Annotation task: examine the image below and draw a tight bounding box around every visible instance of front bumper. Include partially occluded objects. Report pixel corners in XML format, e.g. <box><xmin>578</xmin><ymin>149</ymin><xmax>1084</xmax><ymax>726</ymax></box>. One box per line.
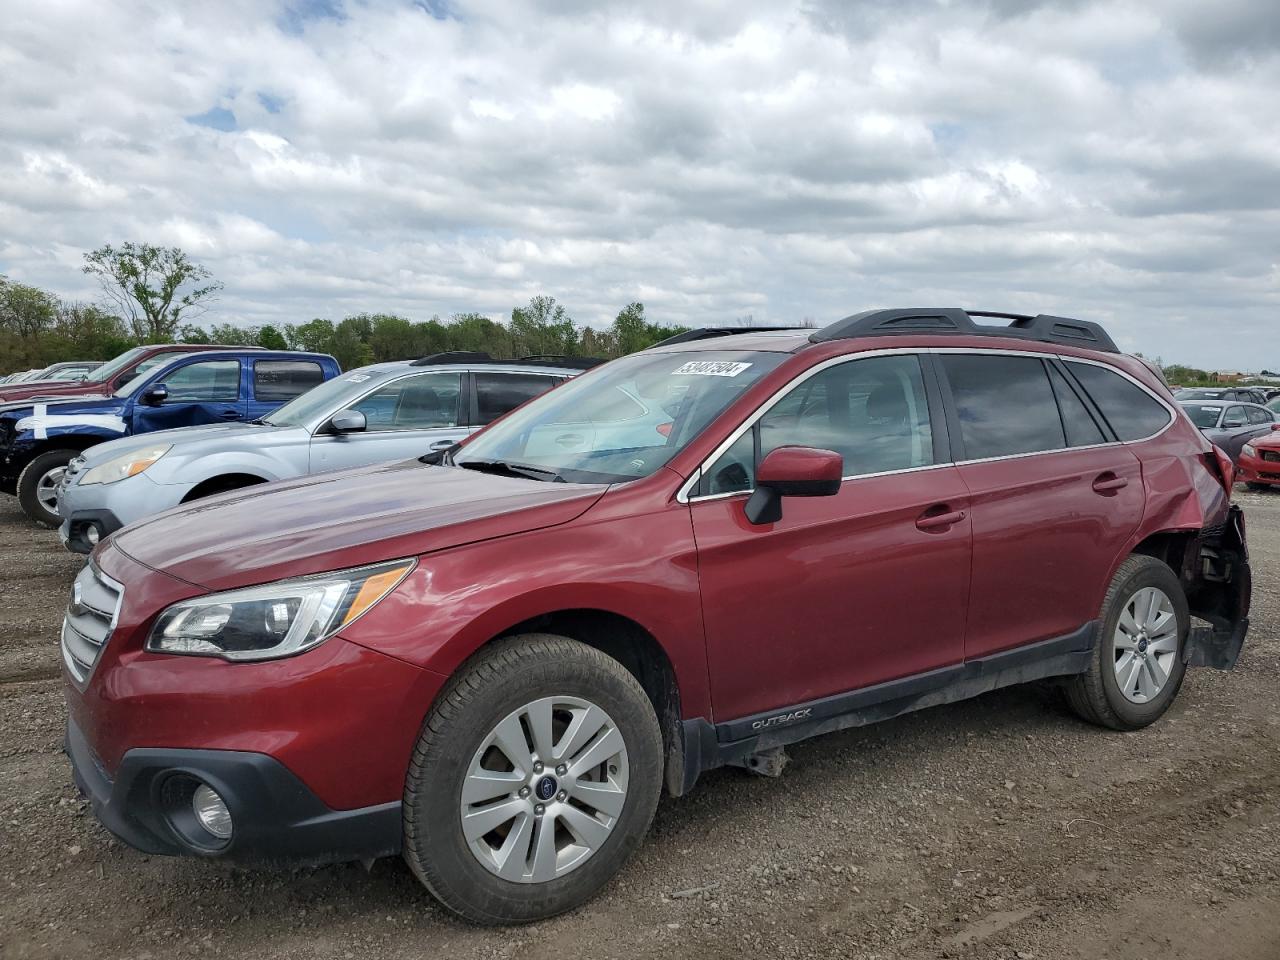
<box><xmin>57</xmin><ymin>469</ymin><xmax>177</xmax><ymax>553</ymax></box>
<box><xmin>66</xmin><ymin>716</ymin><xmax>402</xmax><ymax>864</ymax></box>
<box><xmin>1236</xmin><ymin>449</ymin><xmax>1280</xmax><ymax>486</ymax></box>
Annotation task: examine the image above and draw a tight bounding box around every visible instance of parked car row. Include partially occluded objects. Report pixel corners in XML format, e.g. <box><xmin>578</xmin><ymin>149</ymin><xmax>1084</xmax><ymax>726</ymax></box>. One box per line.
<box><xmin>46</xmin><ymin>308</ymin><xmax>1253</xmax><ymax>925</ymax></box>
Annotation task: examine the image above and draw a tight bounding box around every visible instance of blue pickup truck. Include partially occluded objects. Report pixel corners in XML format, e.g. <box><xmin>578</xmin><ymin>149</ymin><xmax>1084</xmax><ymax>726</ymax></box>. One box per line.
<box><xmin>0</xmin><ymin>349</ymin><xmax>340</xmax><ymax>525</ymax></box>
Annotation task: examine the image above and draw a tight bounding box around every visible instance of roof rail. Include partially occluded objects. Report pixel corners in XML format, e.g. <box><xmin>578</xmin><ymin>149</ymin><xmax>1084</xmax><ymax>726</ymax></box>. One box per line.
<box><xmin>651</xmin><ymin>326</ymin><xmax>807</xmax><ymax>348</ymax></box>
<box><xmin>517</xmin><ymin>355</ymin><xmax>606</xmax><ymax>370</ymax></box>
<box><xmin>409</xmin><ymin>351</ymin><xmax>605</xmax><ymax>369</ymax></box>
<box><xmin>410</xmin><ymin>351</ymin><xmax>494</xmax><ymax>366</ymax></box>
<box><xmin>809</xmin><ymin>308</ymin><xmax>1119</xmax><ymax>353</ymax></box>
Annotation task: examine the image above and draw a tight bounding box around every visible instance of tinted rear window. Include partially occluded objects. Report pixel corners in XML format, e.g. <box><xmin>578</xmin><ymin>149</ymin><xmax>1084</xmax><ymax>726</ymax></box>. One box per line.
<box><xmin>1066</xmin><ymin>362</ymin><xmax>1172</xmax><ymax>441</ymax></box>
<box><xmin>254</xmin><ymin>360</ymin><xmax>326</xmax><ymax>402</ymax></box>
<box><xmin>474</xmin><ymin>372</ymin><xmax>561</xmax><ymax>426</ymax></box>
<box><xmin>941</xmin><ymin>355</ymin><xmax>1065</xmax><ymax>459</ymax></box>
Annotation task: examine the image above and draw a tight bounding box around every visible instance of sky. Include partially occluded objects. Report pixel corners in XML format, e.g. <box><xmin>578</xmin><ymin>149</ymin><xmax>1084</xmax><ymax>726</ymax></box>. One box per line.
<box><xmin>1</xmin><ymin>0</ymin><xmax>1278</xmax><ymax>369</ymax></box>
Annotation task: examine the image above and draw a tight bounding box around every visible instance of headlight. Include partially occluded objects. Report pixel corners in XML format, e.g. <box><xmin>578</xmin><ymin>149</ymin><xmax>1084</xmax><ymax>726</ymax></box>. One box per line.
<box><xmin>146</xmin><ymin>560</ymin><xmax>415</xmax><ymax>661</ymax></box>
<box><xmin>1242</xmin><ymin>443</ymin><xmax>1256</xmax><ymax>459</ymax></box>
<box><xmin>80</xmin><ymin>444</ymin><xmax>172</xmax><ymax>485</ymax></box>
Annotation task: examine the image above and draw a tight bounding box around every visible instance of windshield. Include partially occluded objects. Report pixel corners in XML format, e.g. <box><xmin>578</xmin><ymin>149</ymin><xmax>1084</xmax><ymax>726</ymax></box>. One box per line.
<box><xmin>1181</xmin><ymin>404</ymin><xmax>1222</xmax><ymax>428</ymax></box>
<box><xmin>455</xmin><ymin>350</ymin><xmax>787</xmax><ymax>483</ymax></box>
<box><xmin>263</xmin><ymin>369</ymin><xmax>376</xmax><ymax>427</ymax></box>
<box><xmin>113</xmin><ymin>353</ymin><xmax>193</xmax><ymax>397</ymax></box>
<box><xmin>88</xmin><ymin>347</ymin><xmax>149</xmax><ymax>384</ymax></box>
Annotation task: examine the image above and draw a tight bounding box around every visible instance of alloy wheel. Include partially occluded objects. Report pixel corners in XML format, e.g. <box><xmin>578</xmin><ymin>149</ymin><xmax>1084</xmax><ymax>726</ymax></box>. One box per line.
<box><xmin>460</xmin><ymin>696</ymin><xmax>629</xmax><ymax>883</ymax></box>
<box><xmin>1113</xmin><ymin>586</ymin><xmax>1178</xmax><ymax>703</ymax></box>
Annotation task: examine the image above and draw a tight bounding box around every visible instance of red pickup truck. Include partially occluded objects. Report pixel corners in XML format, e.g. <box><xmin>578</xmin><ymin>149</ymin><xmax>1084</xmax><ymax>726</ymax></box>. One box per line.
<box><xmin>0</xmin><ymin>344</ymin><xmax>261</xmax><ymax>404</ymax></box>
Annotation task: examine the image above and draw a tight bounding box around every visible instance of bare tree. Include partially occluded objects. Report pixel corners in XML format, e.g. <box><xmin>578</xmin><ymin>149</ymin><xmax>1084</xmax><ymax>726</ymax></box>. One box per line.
<box><xmin>82</xmin><ymin>243</ymin><xmax>223</xmax><ymax>341</ymax></box>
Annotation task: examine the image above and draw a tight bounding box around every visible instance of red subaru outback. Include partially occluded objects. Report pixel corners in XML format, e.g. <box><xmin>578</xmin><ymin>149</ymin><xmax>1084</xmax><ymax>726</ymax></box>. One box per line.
<box><xmin>62</xmin><ymin>309</ymin><xmax>1250</xmax><ymax>924</ymax></box>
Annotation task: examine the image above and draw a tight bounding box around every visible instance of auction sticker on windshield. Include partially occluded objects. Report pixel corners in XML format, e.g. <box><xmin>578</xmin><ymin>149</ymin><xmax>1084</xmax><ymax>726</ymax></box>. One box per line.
<box><xmin>672</xmin><ymin>360</ymin><xmax>752</xmax><ymax>377</ymax></box>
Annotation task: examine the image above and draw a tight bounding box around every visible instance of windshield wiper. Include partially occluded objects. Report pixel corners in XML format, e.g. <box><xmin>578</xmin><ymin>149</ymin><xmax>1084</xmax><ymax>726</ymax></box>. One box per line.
<box><xmin>455</xmin><ymin>459</ymin><xmax>563</xmax><ymax>482</ymax></box>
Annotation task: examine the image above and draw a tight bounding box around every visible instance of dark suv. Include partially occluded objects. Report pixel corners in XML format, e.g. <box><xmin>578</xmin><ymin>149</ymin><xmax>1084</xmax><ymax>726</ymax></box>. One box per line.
<box><xmin>62</xmin><ymin>308</ymin><xmax>1250</xmax><ymax>924</ymax></box>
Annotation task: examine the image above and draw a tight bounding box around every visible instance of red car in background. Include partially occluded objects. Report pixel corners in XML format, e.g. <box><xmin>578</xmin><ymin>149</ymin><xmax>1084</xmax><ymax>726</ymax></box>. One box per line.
<box><xmin>61</xmin><ymin>308</ymin><xmax>1251</xmax><ymax>924</ymax></box>
<box><xmin>0</xmin><ymin>343</ymin><xmax>262</xmax><ymax>404</ymax></box>
<box><xmin>1236</xmin><ymin>427</ymin><xmax>1280</xmax><ymax>490</ymax></box>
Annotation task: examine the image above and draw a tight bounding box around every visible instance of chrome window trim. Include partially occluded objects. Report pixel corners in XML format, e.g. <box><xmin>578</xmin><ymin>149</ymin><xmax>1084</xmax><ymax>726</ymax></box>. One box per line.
<box><xmin>677</xmin><ymin>346</ymin><xmax>1177</xmax><ymax>504</ymax></box>
<box><xmin>305</xmin><ymin>369</ymin><xmax>467</xmax><ymax>436</ymax></box>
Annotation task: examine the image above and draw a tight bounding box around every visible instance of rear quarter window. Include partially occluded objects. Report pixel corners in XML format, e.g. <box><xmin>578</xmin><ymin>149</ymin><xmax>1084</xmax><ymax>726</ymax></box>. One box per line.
<box><xmin>1065</xmin><ymin>361</ymin><xmax>1173</xmax><ymax>442</ymax></box>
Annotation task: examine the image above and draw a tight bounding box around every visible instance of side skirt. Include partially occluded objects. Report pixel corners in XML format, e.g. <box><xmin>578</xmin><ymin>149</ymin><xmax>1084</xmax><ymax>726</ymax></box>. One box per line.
<box><xmin>677</xmin><ymin>621</ymin><xmax>1097</xmax><ymax>795</ymax></box>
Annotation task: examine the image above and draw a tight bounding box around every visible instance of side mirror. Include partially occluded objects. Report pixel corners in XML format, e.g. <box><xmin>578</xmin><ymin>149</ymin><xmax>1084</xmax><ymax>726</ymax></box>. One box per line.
<box><xmin>329</xmin><ymin>409</ymin><xmax>367</xmax><ymax>434</ymax></box>
<box><xmin>1270</xmin><ymin>423</ymin><xmax>1280</xmax><ymax>432</ymax></box>
<box><xmin>745</xmin><ymin>446</ymin><xmax>843</xmax><ymax>525</ymax></box>
<box><xmin>1223</xmin><ymin>418</ymin><xmax>1245</xmax><ymax>429</ymax></box>
<box><xmin>141</xmin><ymin>384</ymin><xmax>168</xmax><ymax>406</ymax></box>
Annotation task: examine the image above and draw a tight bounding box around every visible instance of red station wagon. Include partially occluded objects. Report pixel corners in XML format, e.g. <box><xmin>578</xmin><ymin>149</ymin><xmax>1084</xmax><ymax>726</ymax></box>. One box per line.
<box><xmin>62</xmin><ymin>309</ymin><xmax>1251</xmax><ymax>924</ymax></box>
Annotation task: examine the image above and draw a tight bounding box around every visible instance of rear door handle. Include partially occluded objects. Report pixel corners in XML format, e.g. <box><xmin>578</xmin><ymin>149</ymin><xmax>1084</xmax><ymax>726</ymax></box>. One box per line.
<box><xmin>219</xmin><ymin>410</ymin><xmax>241</xmax><ymax>420</ymax></box>
<box><xmin>428</xmin><ymin>439</ymin><xmax>456</xmax><ymax>450</ymax></box>
<box><xmin>916</xmin><ymin>507</ymin><xmax>966</xmax><ymax>531</ymax></box>
<box><xmin>1092</xmin><ymin>473</ymin><xmax>1129</xmax><ymax>493</ymax></box>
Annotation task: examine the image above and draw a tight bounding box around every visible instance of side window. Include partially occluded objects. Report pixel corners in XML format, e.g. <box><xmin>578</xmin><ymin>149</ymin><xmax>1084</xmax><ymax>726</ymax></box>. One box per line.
<box><xmin>474</xmin><ymin>373</ymin><xmax>560</xmax><ymax>426</ymax></box>
<box><xmin>1065</xmin><ymin>361</ymin><xmax>1174</xmax><ymax>442</ymax></box>
<box><xmin>254</xmin><ymin>361</ymin><xmax>325</xmax><ymax>402</ymax></box>
<box><xmin>159</xmin><ymin>360</ymin><xmax>241</xmax><ymax>402</ymax></box>
<box><xmin>347</xmin><ymin>373</ymin><xmax>461</xmax><ymax>432</ymax></box>
<box><xmin>1222</xmin><ymin>405</ymin><xmax>1247</xmax><ymax>428</ymax></box>
<box><xmin>941</xmin><ymin>355</ymin><xmax>1064</xmax><ymax>459</ymax></box>
<box><xmin>699</xmin><ymin>354</ymin><xmax>934</xmax><ymax>494</ymax></box>
<box><xmin>1247</xmin><ymin>405</ymin><xmax>1272</xmax><ymax>425</ymax></box>
<box><xmin>1047</xmin><ymin>363</ymin><xmax>1107</xmax><ymax>447</ymax></box>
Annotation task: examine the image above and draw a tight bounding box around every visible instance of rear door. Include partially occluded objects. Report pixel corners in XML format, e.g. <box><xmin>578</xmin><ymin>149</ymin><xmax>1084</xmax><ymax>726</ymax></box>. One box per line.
<box><xmin>937</xmin><ymin>352</ymin><xmax>1145</xmax><ymax>661</ymax></box>
<box><xmin>308</xmin><ymin>371</ymin><xmax>466</xmax><ymax>473</ymax></box>
<box><xmin>248</xmin><ymin>359</ymin><xmax>327</xmax><ymax>420</ymax></box>
<box><xmin>129</xmin><ymin>358</ymin><xmax>247</xmax><ymax>433</ymax></box>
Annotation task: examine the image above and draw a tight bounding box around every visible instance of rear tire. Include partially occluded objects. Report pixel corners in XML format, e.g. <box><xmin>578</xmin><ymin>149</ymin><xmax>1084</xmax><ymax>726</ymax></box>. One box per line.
<box><xmin>402</xmin><ymin>634</ymin><xmax>663</xmax><ymax>924</ymax></box>
<box><xmin>17</xmin><ymin>449</ymin><xmax>77</xmax><ymax>528</ymax></box>
<box><xmin>1245</xmin><ymin>482</ymin><xmax>1272</xmax><ymax>492</ymax></box>
<box><xmin>1066</xmin><ymin>555</ymin><xmax>1188</xmax><ymax>730</ymax></box>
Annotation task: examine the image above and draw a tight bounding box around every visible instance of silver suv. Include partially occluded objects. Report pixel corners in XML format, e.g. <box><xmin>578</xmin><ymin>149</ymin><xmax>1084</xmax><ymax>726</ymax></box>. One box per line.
<box><xmin>56</xmin><ymin>353</ymin><xmax>595</xmax><ymax>553</ymax></box>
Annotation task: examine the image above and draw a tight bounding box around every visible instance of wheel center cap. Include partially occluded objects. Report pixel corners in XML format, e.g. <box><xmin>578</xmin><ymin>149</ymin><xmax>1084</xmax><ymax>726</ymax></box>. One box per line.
<box><xmin>1138</xmin><ymin>638</ymin><xmax>1149</xmax><ymax>653</ymax></box>
<box><xmin>535</xmin><ymin>775</ymin><xmax>558</xmax><ymax>802</ymax></box>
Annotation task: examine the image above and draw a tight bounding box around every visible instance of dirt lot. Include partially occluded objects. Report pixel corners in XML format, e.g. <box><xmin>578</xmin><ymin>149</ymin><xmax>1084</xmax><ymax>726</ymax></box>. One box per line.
<box><xmin>2</xmin><ymin>492</ymin><xmax>1278</xmax><ymax>960</ymax></box>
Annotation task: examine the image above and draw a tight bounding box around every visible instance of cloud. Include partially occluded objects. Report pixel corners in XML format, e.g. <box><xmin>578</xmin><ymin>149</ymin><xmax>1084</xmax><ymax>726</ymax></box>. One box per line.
<box><xmin>0</xmin><ymin>0</ymin><xmax>1277</xmax><ymax>368</ymax></box>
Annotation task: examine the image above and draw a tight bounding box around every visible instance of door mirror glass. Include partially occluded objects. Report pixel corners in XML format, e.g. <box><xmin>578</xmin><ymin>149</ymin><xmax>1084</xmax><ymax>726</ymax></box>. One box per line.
<box><xmin>329</xmin><ymin>409</ymin><xmax>368</xmax><ymax>433</ymax></box>
<box><xmin>141</xmin><ymin>384</ymin><xmax>169</xmax><ymax>406</ymax></box>
<box><xmin>745</xmin><ymin>446</ymin><xmax>843</xmax><ymax>524</ymax></box>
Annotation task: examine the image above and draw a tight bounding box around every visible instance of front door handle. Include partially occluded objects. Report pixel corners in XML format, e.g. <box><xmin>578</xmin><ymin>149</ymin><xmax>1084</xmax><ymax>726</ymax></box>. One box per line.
<box><xmin>1092</xmin><ymin>473</ymin><xmax>1129</xmax><ymax>493</ymax></box>
<box><xmin>916</xmin><ymin>507</ymin><xmax>966</xmax><ymax>531</ymax></box>
<box><xmin>219</xmin><ymin>410</ymin><xmax>241</xmax><ymax>420</ymax></box>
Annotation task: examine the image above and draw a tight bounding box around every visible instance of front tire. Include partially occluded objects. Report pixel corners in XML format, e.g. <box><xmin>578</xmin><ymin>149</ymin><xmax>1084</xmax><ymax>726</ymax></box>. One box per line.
<box><xmin>1066</xmin><ymin>555</ymin><xmax>1188</xmax><ymax>730</ymax></box>
<box><xmin>17</xmin><ymin>449</ymin><xmax>77</xmax><ymax>527</ymax></box>
<box><xmin>403</xmin><ymin>634</ymin><xmax>663</xmax><ymax>924</ymax></box>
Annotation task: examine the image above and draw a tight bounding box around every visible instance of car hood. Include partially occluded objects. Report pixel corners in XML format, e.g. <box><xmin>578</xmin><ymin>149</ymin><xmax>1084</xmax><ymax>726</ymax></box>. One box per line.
<box><xmin>75</xmin><ymin>420</ymin><xmax>290</xmax><ymax>467</ymax></box>
<box><xmin>0</xmin><ymin>394</ymin><xmax>124</xmax><ymax>430</ymax></box>
<box><xmin>0</xmin><ymin>380</ymin><xmax>106</xmax><ymax>403</ymax></box>
<box><xmin>111</xmin><ymin>459</ymin><xmax>609</xmax><ymax>591</ymax></box>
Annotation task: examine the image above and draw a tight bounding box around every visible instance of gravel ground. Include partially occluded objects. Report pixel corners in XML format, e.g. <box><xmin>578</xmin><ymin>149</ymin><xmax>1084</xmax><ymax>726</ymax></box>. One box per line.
<box><xmin>2</xmin><ymin>491</ymin><xmax>1278</xmax><ymax>960</ymax></box>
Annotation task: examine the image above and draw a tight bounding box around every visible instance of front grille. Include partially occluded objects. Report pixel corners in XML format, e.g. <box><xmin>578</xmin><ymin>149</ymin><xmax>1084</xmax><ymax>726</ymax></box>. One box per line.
<box><xmin>1262</xmin><ymin>450</ymin><xmax>1280</xmax><ymax>464</ymax></box>
<box><xmin>61</xmin><ymin>564</ymin><xmax>123</xmax><ymax>684</ymax></box>
<box><xmin>57</xmin><ymin>456</ymin><xmax>86</xmax><ymax>500</ymax></box>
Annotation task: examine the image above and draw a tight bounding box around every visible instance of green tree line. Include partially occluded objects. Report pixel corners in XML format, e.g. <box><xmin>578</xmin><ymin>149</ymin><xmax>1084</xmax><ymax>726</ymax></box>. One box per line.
<box><xmin>1</xmin><ymin>273</ymin><xmax>687</xmax><ymax>375</ymax></box>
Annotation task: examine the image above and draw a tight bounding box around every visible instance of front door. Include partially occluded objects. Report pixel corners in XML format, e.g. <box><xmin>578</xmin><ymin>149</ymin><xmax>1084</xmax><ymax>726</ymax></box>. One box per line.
<box><xmin>691</xmin><ymin>352</ymin><xmax>972</xmax><ymax>722</ymax></box>
<box><xmin>309</xmin><ymin>371</ymin><xmax>468</xmax><ymax>473</ymax></box>
<box><xmin>129</xmin><ymin>358</ymin><xmax>246</xmax><ymax>433</ymax></box>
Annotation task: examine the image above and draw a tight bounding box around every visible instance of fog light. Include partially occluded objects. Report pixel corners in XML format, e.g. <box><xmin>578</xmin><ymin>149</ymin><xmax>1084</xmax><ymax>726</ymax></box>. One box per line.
<box><xmin>191</xmin><ymin>784</ymin><xmax>232</xmax><ymax>840</ymax></box>
<box><xmin>84</xmin><ymin>525</ymin><xmax>100</xmax><ymax>547</ymax></box>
